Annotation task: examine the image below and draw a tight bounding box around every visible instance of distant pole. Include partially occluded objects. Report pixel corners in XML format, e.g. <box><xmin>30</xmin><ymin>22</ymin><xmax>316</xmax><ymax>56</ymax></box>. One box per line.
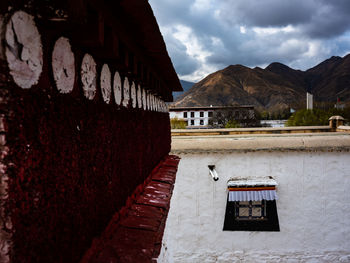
<box><xmin>306</xmin><ymin>92</ymin><xmax>313</xmax><ymax>110</ymax></box>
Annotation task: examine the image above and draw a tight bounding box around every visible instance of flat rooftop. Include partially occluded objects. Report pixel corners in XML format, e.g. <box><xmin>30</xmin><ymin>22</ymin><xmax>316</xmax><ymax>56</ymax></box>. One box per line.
<box><xmin>171</xmin><ymin>128</ymin><xmax>350</xmax><ymax>154</ymax></box>
<box><xmin>169</xmin><ymin>105</ymin><xmax>254</xmax><ymax>111</ymax></box>
<box><xmin>171</xmin><ymin>126</ymin><xmax>333</xmax><ymax>136</ymax></box>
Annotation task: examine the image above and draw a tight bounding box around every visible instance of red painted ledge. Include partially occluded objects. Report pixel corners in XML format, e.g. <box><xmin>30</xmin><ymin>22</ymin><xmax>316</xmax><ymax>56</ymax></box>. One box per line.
<box><xmin>80</xmin><ymin>155</ymin><xmax>180</xmax><ymax>263</ymax></box>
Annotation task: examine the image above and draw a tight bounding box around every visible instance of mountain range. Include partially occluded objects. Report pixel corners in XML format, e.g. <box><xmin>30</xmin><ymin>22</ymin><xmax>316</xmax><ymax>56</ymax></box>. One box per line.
<box><xmin>174</xmin><ymin>54</ymin><xmax>350</xmax><ymax>113</ymax></box>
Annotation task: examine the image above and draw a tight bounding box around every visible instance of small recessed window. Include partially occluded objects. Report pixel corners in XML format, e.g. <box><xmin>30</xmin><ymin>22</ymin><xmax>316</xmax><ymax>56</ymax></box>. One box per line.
<box><xmin>200</xmin><ymin>120</ymin><xmax>204</xmax><ymax>125</ymax></box>
<box><xmin>183</xmin><ymin>112</ymin><xmax>187</xmax><ymax>118</ymax></box>
<box><xmin>235</xmin><ymin>200</ymin><xmax>266</xmax><ymax>220</ymax></box>
<box><xmin>191</xmin><ymin>120</ymin><xmax>194</xmax><ymax>126</ymax></box>
<box><xmin>190</xmin><ymin>112</ymin><xmax>195</xmax><ymax>118</ymax></box>
<box><xmin>200</xmin><ymin>111</ymin><xmax>204</xmax><ymax>117</ymax></box>
<box><xmin>208</xmin><ymin>112</ymin><xmax>213</xmax><ymax>117</ymax></box>
<box><xmin>223</xmin><ymin>178</ymin><xmax>280</xmax><ymax>232</ymax></box>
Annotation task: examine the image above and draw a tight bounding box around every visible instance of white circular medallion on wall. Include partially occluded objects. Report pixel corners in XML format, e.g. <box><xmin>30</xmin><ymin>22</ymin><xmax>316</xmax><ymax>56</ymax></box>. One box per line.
<box><xmin>152</xmin><ymin>95</ymin><xmax>156</xmax><ymax>111</ymax></box>
<box><xmin>146</xmin><ymin>91</ymin><xmax>150</xmax><ymax>111</ymax></box>
<box><xmin>52</xmin><ymin>37</ymin><xmax>75</xmax><ymax>93</ymax></box>
<box><xmin>156</xmin><ymin>97</ymin><xmax>159</xmax><ymax>112</ymax></box>
<box><xmin>113</xmin><ymin>71</ymin><xmax>122</xmax><ymax>105</ymax></box>
<box><xmin>122</xmin><ymin>77</ymin><xmax>130</xmax><ymax>107</ymax></box>
<box><xmin>142</xmin><ymin>88</ymin><xmax>147</xmax><ymax>110</ymax></box>
<box><xmin>5</xmin><ymin>11</ymin><xmax>43</xmax><ymax>89</ymax></box>
<box><xmin>149</xmin><ymin>94</ymin><xmax>154</xmax><ymax>111</ymax></box>
<box><xmin>155</xmin><ymin>96</ymin><xmax>158</xmax><ymax>111</ymax></box>
<box><xmin>149</xmin><ymin>93</ymin><xmax>152</xmax><ymax>111</ymax></box>
<box><xmin>137</xmin><ymin>84</ymin><xmax>142</xmax><ymax>109</ymax></box>
<box><xmin>81</xmin><ymin>53</ymin><xmax>97</xmax><ymax>100</ymax></box>
<box><xmin>130</xmin><ymin>81</ymin><xmax>137</xmax><ymax>108</ymax></box>
<box><xmin>100</xmin><ymin>64</ymin><xmax>111</xmax><ymax>104</ymax></box>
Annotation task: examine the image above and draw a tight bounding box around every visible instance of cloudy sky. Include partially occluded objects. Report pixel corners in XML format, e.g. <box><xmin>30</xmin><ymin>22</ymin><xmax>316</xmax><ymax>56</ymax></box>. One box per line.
<box><xmin>149</xmin><ymin>0</ymin><xmax>350</xmax><ymax>82</ymax></box>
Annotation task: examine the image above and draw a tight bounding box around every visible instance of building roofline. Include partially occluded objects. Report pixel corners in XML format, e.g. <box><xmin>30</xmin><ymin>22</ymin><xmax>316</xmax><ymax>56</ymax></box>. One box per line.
<box><xmin>109</xmin><ymin>0</ymin><xmax>183</xmax><ymax>99</ymax></box>
<box><xmin>169</xmin><ymin>105</ymin><xmax>255</xmax><ymax>111</ymax></box>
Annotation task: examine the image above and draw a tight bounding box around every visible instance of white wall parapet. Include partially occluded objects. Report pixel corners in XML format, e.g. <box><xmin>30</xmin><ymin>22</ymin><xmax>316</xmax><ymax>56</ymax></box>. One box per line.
<box><xmin>159</xmin><ymin>136</ymin><xmax>350</xmax><ymax>262</ymax></box>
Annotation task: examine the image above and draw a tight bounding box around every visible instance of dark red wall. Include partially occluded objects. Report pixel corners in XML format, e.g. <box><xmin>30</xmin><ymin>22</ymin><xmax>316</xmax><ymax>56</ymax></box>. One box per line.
<box><xmin>0</xmin><ymin>4</ymin><xmax>174</xmax><ymax>261</ymax></box>
<box><xmin>3</xmin><ymin>84</ymin><xmax>170</xmax><ymax>262</ymax></box>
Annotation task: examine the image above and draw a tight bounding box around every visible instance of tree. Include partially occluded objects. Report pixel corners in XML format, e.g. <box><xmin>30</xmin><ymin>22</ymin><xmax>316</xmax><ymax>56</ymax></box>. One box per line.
<box><xmin>286</xmin><ymin>109</ymin><xmax>330</xmax><ymax>126</ymax></box>
<box><xmin>225</xmin><ymin>119</ymin><xmax>241</xmax><ymax>128</ymax></box>
<box><xmin>170</xmin><ymin>117</ymin><xmax>187</xmax><ymax>129</ymax></box>
<box><xmin>287</xmin><ymin>107</ymin><xmax>350</xmax><ymax>126</ymax></box>
<box><xmin>209</xmin><ymin>107</ymin><xmax>259</xmax><ymax>128</ymax></box>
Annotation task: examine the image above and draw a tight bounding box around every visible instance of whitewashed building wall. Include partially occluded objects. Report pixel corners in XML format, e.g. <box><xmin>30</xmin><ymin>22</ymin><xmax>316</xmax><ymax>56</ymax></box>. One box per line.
<box><xmin>169</xmin><ymin>110</ymin><xmax>212</xmax><ymax>127</ymax></box>
<box><xmin>159</xmin><ymin>151</ymin><xmax>350</xmax><ymax>263</ymax></box>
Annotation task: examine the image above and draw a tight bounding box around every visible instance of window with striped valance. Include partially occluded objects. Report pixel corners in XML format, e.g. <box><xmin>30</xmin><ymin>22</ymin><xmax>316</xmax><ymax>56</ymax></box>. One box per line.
<box><xmin>223</xmin><ymin>177</ymin><xmax>280</xmax><ymax>231</ymax></box>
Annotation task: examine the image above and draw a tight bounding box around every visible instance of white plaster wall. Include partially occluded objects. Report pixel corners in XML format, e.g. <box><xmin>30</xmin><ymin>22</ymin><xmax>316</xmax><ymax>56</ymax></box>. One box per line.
<box><xmin>194</xmin><ymin>118</ymin><xmax>199</xmax><ymax>126</ymax></box>
<box><xmin>169</xmin><ymin>110</ymin><xmax>211</xmax><ymax>127</ymax></box>
<box><xmin>170</xmin><ymin>112</ymin><xmax>184</xmax><ymax>119</ymax></box>
<box><xmin>204</xmin><ymin>114</ymin><xmax>209</xmax><ymax>126</ymax></box>
<box><xmin>159</xmin><ymin>151</ymin><xmax>350</xmax><ymax>263</ymax></box>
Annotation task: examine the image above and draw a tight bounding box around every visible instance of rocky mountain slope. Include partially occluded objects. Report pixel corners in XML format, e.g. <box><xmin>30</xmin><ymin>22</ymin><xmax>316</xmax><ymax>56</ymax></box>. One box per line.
<box><xmin>306</xmin><ymin>55</ymin><xmax>350</xmax><ymax>102</ymax></box>
<box><xmin>174</xmin><ymin>54</ymin><xmax>350</xmax><ymax>112</ymax></box>
<box><xmin>173</xmin><ymin>80</ymin><xmax>195</xmax><ymax>100</ymax></box>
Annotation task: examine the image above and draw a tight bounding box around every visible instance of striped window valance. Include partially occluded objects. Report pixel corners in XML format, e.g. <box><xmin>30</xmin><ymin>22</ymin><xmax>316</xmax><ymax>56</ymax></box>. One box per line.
<box><xmin>227</xmin><ymin>178</ymin><xmax>278</xmax><ymax>202</ymax></box>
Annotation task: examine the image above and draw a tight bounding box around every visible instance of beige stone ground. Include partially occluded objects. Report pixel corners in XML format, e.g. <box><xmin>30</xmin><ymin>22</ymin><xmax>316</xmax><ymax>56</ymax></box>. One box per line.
<box><xmin>171</xmin><ymin>131</ymin><xmax>350</xmax><ymax>153</ymax></box>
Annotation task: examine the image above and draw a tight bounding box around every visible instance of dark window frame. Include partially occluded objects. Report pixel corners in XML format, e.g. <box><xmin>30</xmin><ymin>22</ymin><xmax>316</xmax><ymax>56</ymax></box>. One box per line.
<box><xmin>190</xmin><ymin>120</ymin><xmax>194</xmax><ymax>126</ymax></box>
<box><xmin>190</xmin><ymin>112</ymin><xmax>195</xmax><ymax>118</ymax></box>
<box><xmin>223</xmin><ymin>198</ymin><xmax>280</xmax><ymax>231</ymax></box>
<box><xmin>200</xmin><ymin>119</ymin><xmax>204</xmax><ymax>125</ymax></box>
<box><xmin>200</xmin><ymin>111</ymin><xmax>204</xmax><ymax>117</ymax></box>
<box><xmin>183</xmin><ymin>112</ymin><xmax>187</xmax><ymax>118</ymax></box>
<box><xmin>235</xmin><ymin>200</ymin><xmax>266</xmax><ymax>220</ymax></box>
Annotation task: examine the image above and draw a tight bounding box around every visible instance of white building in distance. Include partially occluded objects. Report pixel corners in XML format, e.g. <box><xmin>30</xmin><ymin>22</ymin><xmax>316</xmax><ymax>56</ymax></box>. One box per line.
<box><xmin>169</xmin><ymin>106</ymin><xmax>255</xmax><ymax>128</ymax></box>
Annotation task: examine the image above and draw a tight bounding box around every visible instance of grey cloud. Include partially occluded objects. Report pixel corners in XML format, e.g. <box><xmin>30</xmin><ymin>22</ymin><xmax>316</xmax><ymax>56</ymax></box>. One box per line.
<box><xmin>204</xmin><ymin>26</ymin><xmax>307</xmax><ymax>69</ymax></box>
<box><xmin>150</xmin><ymin>0</ymin><xmax>193</xmax><ymax>26</ymax></box>
<box><xmin>163</xmin><ymin>32</ymin><xmax>200</xmax><ymax>76</ymax></box>
<box><xmin>304</xmin><ymin>1</ymin><xmax>350</xmax><ymax>38</ymax></box>
<box><xmin>220</xmin><ymin>0</ymin><xmax>350</xmax><ymax>39</ymax></box>
<box><xmin>206</xmin><ymin>36</ymin><xmax>308</xmax><ymax>70</ymax></box>
<box><xmin>220</xmin><ymin>0</ymin><xmax>315</xmax><ymax>27</ymax></box>
<box><xmin>172</xmin><ymin>52</ymin><xmax>199</xmax><ymax>76</ymax></box>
